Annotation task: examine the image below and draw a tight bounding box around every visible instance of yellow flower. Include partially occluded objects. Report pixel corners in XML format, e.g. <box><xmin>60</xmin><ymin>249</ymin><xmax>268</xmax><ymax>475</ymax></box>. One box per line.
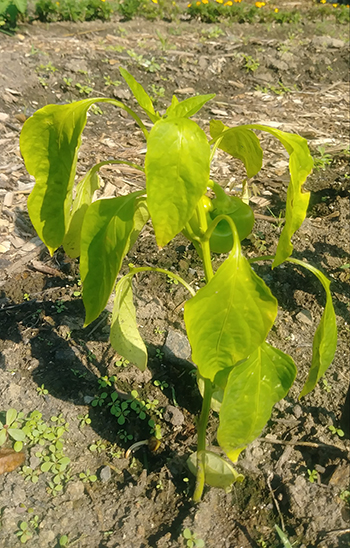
<box><xmin>255</xmin><ymin>1</ymin><xmax>265</xmax><ymax>7</ymax></box>
<box><xmin>56</xmin><ymin>1</ymin><xmax>59</xmax><ymax>5</ymax></box>
<box><xmin>274</xmin><ymin>7</ymin><xmax>278</xmax><ymax>12</ymax></box>
<box><xmin>320</xmin><ymin>0</ymin><xmax>326</xmax><ymax>3</ymax></box>
<box><xmin>332</xmin><ymin>3</ymin><xmax>338</xmax><ymax>6</ymax></box>
<box><xmin>202</xmin><ymin>0</ymin><xmax>209</xmax><ymax>4</ymax></box>
<box><xmin>224</xmin><ymin>0</ymin><xmax>233</xmax><ymax>5</ymax></box>
<box><xmin>234</xmin><ymin>0</ymin><xmax>242</xmax><ymax>2</ymax></box>
<box><xmin>151</xmin><ymin>0</ymin><xmax>158</xmax><ymax>3</ymax></box>
<box><xmin>216</xmin><ymin>0</ymin><xmax>223</xmax><ymax>3</ymax></box>
<box><xmin>196</xmin><ymin>1</ymin><xmax>201</xmax><ymax>5</ymax></box>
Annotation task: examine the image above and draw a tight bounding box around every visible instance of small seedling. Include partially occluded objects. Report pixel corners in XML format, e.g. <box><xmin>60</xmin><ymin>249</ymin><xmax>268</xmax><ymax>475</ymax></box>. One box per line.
<box><xmin>77</xmin><ymin>413</ymin><xmax>91</xmax><ymax>429</ymax></box>
<box><xmin>0</xmin><ymin>408</ymin><xmax>26</xmax><ymax>451</ymax></box>
<box><xmin>322</xmin><ymin>378</ymin><xmax>331</xmax><ymax>393</ymax></box>
<box><xmin>182</xmin><ymin>528</ymin><xmax>205</xmax><ymax>548</ymax></box>
<box><xmin>314</xmin><ymin>146</ymin><xmax>332</xmax><ymax>170</ymax></box>
<box><xmin>340</xmin><ymin>489</ymin><xmax>350</xmax><ymax>505</ymax></box>
<box><xmin>98</xmin><ymin>375</ymin><xmax>116</xmax><ymax>388</ymax></box>
<box><xmin>119</xmin><ymin>429</ymin><xmax>133</xmax><ymax>442</ymax></box>
<box><xmin>63</xmin><ymin>77</ymin><xmax>72</xmax><ymax>88</ymax></box>
<box><xmin>328</xmin><ymin>425</ymin><xmax>344</xmax><ymax>437</ymax></box>
<box><xmin>114</xmin><ymin>357</ymin><xmax>130</xmax><ymax>368</ymax></box>
<box><xmin>54</xmin><ymin>300</ymin><xmax>66</xmax><ymax>313</ymax></box>
<box><xmin>75</xmin><ymin>83</ymin><xmax>93</xmax><ymax>95</ymax></box>
<box><xmin>59</xmin><ymin>535</ymin><xmax>69</xmax><ymax>547</ymax></box>
<box><xmin>155</xmin><ymin>349</ymin><xmax>164</xmax><ymax>360</ymax></box>
<box><xmin>148</xmin><ymin>419</ymin><xmax>162</xmax><ymax>440</ymax></box>
<box><xmin>153</xmin><ymin>379</ymin><xmax>168</xmax><ymax>391</ymax></box>
<box><xmin>242</xmin><ymin>54</ymin><xmax>260</xmax><ymax>72</ymax></box>
<box><xmin>154</xmin><ymin>326</ymin><xmax>165</xmax><ymax>335</ymax></box>
<box><xmin>104</xmin><ymin>76</ymin><xmax>121</xmax><ymax>87</ymax></box>
<box><xmin>91</xmin><ymin>392</ymin><xmax>108</xmax><ymax>407</ymax></box>
<box><xmin>37</xmin><ymin>384</ymin><xmax>48</xmax><ymax>397</ymax></box>
<box><xmin>16</xmin><ymin>521</ymin><xmax>33</xmax><ymax>544</ymax></box>
<box><xmin>19</xmin><ymin>466</ymin><xmax>41</xmax><ymax>484</ymax></box>
<box><xmin>79</xmin><ymin>469</ymin><xmax>97</xmax><ymax>483</ymax></box>
<box><xmin>23</xmin><ymin>293</ymin><xmax>30</xmax><ymax>301</ymax></box>
<box><xmin>89</xmin><ymin>440</ymin><xmax>106</xmax><ymax>453</ymax></box>
<box><xmin>36</xmin><ymin>62</ymin><xmax>57</xmax><ymax>73</ymax></box>
<box><xmin>307</xmin><ymin>468</ymin><xmax>318</xmax><ymax>483</ymax></box>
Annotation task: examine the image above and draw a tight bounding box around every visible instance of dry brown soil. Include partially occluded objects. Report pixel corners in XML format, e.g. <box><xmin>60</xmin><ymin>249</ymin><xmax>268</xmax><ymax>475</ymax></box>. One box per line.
<box><xmin>0</xmin><ymin>8</ymin><xmax>349</xmax><ymax>548</ymax></box>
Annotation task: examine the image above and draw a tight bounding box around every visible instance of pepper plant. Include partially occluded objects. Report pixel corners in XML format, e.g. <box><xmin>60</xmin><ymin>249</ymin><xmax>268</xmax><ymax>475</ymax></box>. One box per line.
<box><xmin>19</xmin><ymin>69</ymin><xmax>337</xmax><ymax>501</ymax></box>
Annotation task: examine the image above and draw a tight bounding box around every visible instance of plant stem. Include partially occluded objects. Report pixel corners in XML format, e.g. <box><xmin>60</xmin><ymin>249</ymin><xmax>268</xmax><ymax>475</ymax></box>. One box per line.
<box><xmin>193</xmin><ymin>377</ymin><xmax>213</xmax><ymax>502</ymax></box>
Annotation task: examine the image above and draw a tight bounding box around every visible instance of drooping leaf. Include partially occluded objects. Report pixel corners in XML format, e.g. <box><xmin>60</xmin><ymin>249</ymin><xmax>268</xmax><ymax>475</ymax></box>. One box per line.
<box><xmin>120</xmin><ymin>67</ymin><xmax>159</xmax><ymax>123</ymax></box>
<box><xmin>110</xmin><ymin>276</ymin><xmax>148</xmax><ymax>371</ymax></box>
<box><xmin>245</xmin><ymin>124</ymin><xmax>313</xmax><ymax>267</ymax></box>
<box><xmin>63</xmin><ymin>159</ymin><xmax>144</xmax><ymax>258</ymax></box>
<box><xmin>217</xmin><ymin>342</ymin><xmax>297</xmax><ymax>462</ymax></box>
<box><xmin>80</xmin><ymin>193</ymin><xmax>148</xmax><ymax>325</ymax></box>
<box><xmin>210</xmin><ymin>120</ymin><xmax>263</xmax><ymax>178</ymax></box>
<box><xmin>187</xmin><ymin>450</ymin><xmax>244</xmax><ymax>490</ymax></box>
<box><xmin>20</xmin><ymin>98</ymin><xmax>147</xmax><ymax>255</ymax></box>
<box><xmin>166</xmin><ymin>94</ymin><xmax>215</xmax><ymax>119</ymax></box>
<box><xmin>0</xmin><ymin>448</ymin><xmax>25</xmax><ymax>475</ymax></box>
<box><xmin>287</xmin><ymin>258</ymin><xmax>337</xmax><ymax>398</ymax></box>
<box><xmin>145</xmin><ymin>118</ymin><xmax>210</xmax><ymax>247</ymax></box>
<box><xmin>63</xmin><ymin>165</ymin><xmax>100</xmax><ymax>258</ymax></box>
<box><xmin>184</xmin><ymin>235</ymin><xmax>277</xmax><ymax>381</ymax></box>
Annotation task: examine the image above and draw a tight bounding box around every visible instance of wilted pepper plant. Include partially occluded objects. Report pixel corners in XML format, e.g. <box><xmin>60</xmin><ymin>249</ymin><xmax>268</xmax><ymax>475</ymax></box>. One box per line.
<box><xmin>20</xmin><ymin>69</ymin><xmax>337</xmax><ymax>501</ymax></box>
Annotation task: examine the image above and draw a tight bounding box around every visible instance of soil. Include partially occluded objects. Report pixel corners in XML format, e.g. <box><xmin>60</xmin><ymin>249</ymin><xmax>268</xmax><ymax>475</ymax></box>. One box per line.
<box><xmin>0</xmin><ymin>4</ymin><xmax>349</xmax><ymax>548</ymax></box>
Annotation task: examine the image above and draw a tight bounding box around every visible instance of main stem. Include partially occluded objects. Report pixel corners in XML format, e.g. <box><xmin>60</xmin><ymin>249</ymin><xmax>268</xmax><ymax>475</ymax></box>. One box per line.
<box><xmin>192</xmin><ymin>208</ymin><xmax>215</xmax><ymax>502</ymax></box>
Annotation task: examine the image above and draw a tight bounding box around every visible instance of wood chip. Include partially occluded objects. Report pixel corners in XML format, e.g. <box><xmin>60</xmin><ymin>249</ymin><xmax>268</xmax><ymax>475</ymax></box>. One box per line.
<box><xmin>0</xmin><ymin>448</ymin><xmax>25</xmax><ymax>475</ymax></box>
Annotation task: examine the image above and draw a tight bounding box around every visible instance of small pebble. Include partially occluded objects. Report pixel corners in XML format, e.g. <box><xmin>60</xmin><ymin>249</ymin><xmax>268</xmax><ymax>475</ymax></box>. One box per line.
<box><xmin>100</xmin><ymin>465</ymin><xmax>111</xmax><ymax>483</ymax></box>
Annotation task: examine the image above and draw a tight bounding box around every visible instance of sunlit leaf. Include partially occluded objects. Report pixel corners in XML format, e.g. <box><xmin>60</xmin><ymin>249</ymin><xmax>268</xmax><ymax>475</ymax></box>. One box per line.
<box><xmin>63</xmin><ymin>159</ymin><xmax>144</xmax><ymax>258</ymax></box>
<box><xmin>80</xmin><ymin>193</ymin><xmax>148</xmax><ymax>325</ymax></box>
<box><xmin>217</xmin><ymin>342</ymin><xmax>297</xmax><ymax>462</ymax></box>
<box><xmin>286</xmin><ymin>259</ymin><xmax>337</xmax><ymax>398</ymax></box>
<box><xmin>110</xmin><ymin>276</ymin><xmax>148</xmax><ymax>371</ymax></box>
<box><xmin>20</xmin><ymin>99</ymin><xmax>148</xmax><ymax>255</ymax></box>
<box><xmin>245</xmin><ymin>124</ymin><xmax>313</xmax><ymax>267</ymax></box>
<box><xmin>120</xmin><ymin>67</ymin><xmax>159</xmax><ymax>123</ymax></box>
<box><xmin>187</xmin><ymin>450</ymin><xmax>244</xmax><ymax>490</ymax></box>
<box><xmin>145</xmin><ymin>118</ymin><xmax>210</xmax><ymax>247</ymax></box>
<box><xmin>166</xmin><ymin>94</ymin><xmax>215</xmax><ymax>119</ymax></box>
<box><xmin>184</xmin><ymin>236</ymin><xmax>277</xmax><ymax>381</ymax></box>
<box><xmin>8</xmin><ymin>428</ymin><xmax>26</xmax><ymax>442</ymax></box>
<box><xmin>210</xmin><ymin>120</ymin><xmax>263</xmax><ymax>178</ymax></box>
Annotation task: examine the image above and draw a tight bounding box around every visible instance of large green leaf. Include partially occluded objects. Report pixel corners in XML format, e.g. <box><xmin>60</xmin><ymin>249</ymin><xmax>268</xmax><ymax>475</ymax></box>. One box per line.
<box><xmin>20</xmin><ymin>98</ymin><xmax>147</xmax><ymax>255</ymax></box>
<box><xmin>187</xmin><ymin>450</ymin><xmax>244</xmax><ymax>490</ymax></box>
<box><xmin>110</xmin><ymin>275</ymin><xmax>147</xmax><ymax>371</ymax></box>
<box><xmin>13</xmin><ymin>0</ymin><xmax>27</xmax><ymax>13</ymax></box>
<box><xmin>145</xmin><ymin>118</ymin><xmax>210</xmax><ymax>247</ymax></box>
<box><xmin>245</xmin><ymin>124</ymin><xmax>313</xmax><ymax>267</ymax></box>
<box><xmin>165</xmin><ymin>94</ymin><xmax>215</xmax><ymax>119</ymax></box>
<box><xmin>63</xmin><ymin>159</ymin><xmax>144</xmax><ymax>259</ymax></box>
<box><xmin>287</xmin><ymin>258</ymin><xmax>337</xmax><ymax>398</ymax></box>
<box><xmin>217</xmin><ymin>342</ymin><xmax>297</xmax><ymax>463</ymax></box>
<box><xmin>184</xmin><ymin>236</ymin><xmax>277</xmax><ymax>381</ymax></box>
<box><xmin>210</xmin><ymin>120</ymin><xmax>263</xmax><ymax>178</ymax></box>
<box><xmin>80</xmin><ymin>193</ymin><xmax>148</xmax><ymax>326</ymax></box>
<box><xmin>120</xmin><ymin>67</ymin><xmax>159</xmax><ymax>124</ymax></box>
